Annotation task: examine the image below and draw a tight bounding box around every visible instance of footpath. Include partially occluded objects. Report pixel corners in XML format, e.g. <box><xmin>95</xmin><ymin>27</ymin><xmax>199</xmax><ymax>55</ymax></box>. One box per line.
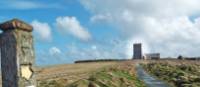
<box><xmin>136</xmin><ymin>64</ymin><xmax>171</xmax><ymax>87</ymax></box>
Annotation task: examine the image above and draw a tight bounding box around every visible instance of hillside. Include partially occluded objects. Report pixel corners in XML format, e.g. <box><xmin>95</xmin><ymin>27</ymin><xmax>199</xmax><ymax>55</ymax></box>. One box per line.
<box><xmin>37</xmin><ymin>61</ymin><xmax>145</xmax><ymax>87</ymax></box>
<box><xmin>37</xmin><ymin>62</ymin><xmax>118</xmax><ymax>86</ymax></box>
<box><xmin>1</xmin><ymin>60</ymin><xmax>199</xmax><ymax>87</ymax></box>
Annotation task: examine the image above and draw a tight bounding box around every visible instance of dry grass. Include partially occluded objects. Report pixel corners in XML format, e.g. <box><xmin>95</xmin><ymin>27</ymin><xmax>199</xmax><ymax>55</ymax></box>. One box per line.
<box><xmin>66</xmin><ymin>61</ymin><xmax>145</xmax><ymax>87</ymax></box>
<box><xmin>0</xmin><ymin>62</ymin><xmax>119</xmax><ymax>87</ymax></box>
<box><xmin>36</xmin><ymin>62</ymin><xmax>118</xmax><ymax>85</ymax></box>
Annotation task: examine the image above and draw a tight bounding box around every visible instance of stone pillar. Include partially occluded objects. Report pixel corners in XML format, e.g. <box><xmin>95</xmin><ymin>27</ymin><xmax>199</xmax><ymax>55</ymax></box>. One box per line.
<box><xmin>0</xmin><ymin>19</ymin><xmax>36</xmax><ymax>87</ymax></box>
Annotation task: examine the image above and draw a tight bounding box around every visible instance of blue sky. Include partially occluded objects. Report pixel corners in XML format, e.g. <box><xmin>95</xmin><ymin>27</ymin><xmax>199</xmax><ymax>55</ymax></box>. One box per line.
<box><xmin>0</xmin><ymin>0</ymin><xmax>123</xmax><ymax>66</ymax></box>
<box><xmin>1</xmin><ymin>0</ymin><xmax>200</xmax><ymax>66</ymax></box>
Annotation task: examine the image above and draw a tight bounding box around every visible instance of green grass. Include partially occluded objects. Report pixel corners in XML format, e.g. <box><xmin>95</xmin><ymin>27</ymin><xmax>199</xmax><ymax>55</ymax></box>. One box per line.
<box><xmin>38</xmin><ymin>62</ymin><xmax>146</xmax><ymax>87</ymax></box>
<box><xmin>67</xmin><ymin>66</ymin><xmax>146</xmax><ymax>87</ymax></box>
<box><xmin>142</xmin><ymin>61</ymin><xmax>200</xmax><ymax>87</ymax></box>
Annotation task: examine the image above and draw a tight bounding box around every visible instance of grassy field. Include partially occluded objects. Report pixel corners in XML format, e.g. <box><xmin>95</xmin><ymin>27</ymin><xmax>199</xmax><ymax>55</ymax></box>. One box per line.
<box><xmin>0</xmin><ymin>61</ymin><xmax>145</xmax><ymax>87</ymax></box>
<box><xmin>141</xmin><ymin>60</ymin><xmax>200</xmax><ymax>87</ymax></box>
<box><xmin>38</xmin><ymin>61</ymin><xmax>146</xmax><ymax>87</ymax></box>
<box><xmin>66</xmin><ymin>61</ymin><xmax>145</xmax><ymax>87</ymax></box>
<box><xmin>0</xmin><ymin>60</ymin><xmax>199</xmax><ymax>87</ymax></box>
<box><xmin>37</xmin><ymin>62</ymin><xmax>118</xmax><ymax>86</ymax></box>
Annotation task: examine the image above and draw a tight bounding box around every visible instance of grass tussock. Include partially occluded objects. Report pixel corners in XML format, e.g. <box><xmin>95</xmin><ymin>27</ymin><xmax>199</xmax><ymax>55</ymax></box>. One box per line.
<box><xmin>38</xmin><ymin>61</ymin><xmax>145</xmax><ymax>87</ymax></box>
<box><xmin>142</xmin><ymin>60</ymin><xmax>200</xmax><ymax>87</ymax></box>
<box><xmin>67</xmin><ymin>62</ymin><xmax>145</xmax><ymax>87</ymax></box>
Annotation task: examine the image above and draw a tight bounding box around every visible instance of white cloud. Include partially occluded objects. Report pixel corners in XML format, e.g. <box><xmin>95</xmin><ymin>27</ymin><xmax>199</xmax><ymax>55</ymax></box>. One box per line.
<box><xmin>90</xmin><ymin>14</ymin><xmax>112</xmax><ymax>23</ymax></box>
<box><xmin>81</xmin><ymin>0</ymin><xmax>200</xmax><ymax>57</ymax></box>
<box><xmin>91</xmin><ymin>45</ymin><xmax>97</xmax><ymax>50</ymax></box>
<box><xmin>0</xmin><ymin>1</ymin><xmax>62</xmax><ymax>10</ymax></box>
<box><xmin>36</xmin><ymin>47</ymin><xmax>71</xmax><ymax>65</ymax></box>
<box><xmin>121</xmin><ymin>10</ymin><xmax>134</xmax><ymax>22</ymax></box>
<box><xmin>9</xmin><ymin>1</ymin><xmax>44</xmax><ymax>9</ymax></box>
<box><xmin>31</xmin><ymin>20</ymin><xmax>52</xmax><ymax>41</ymax></box>
<box><xmin>195</xmin><ymin>18</ymin><xmax>200</xmax><ymax>28</ymax></box>
<box><xmin>65</xmin><ymin>42</ymin><xmax>126</xmax><ymax>61</ymax></box>
<box><xmin>49</xmin><ymin>47</ymin><xmax>61</xmax><ymax>55</ymax></box>
<box><xmin>56</xmin><ymin>16</ymin><xmax>92</xmax><ymax>41</ymax></box>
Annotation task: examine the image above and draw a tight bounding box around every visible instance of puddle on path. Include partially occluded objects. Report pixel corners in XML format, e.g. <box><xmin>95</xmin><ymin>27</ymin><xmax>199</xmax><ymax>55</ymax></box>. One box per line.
<box><xmin>136</xmin><ymin>64</ymin><xmax>171</xmax><ymax>87</ymax></box>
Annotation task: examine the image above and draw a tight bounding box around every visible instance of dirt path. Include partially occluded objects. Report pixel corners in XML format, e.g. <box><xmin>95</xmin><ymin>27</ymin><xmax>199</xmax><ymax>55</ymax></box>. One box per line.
<box><xmin>136</xmin><ymin>64</ymin><xmax>170</xmax><ymax>87</ymax></box>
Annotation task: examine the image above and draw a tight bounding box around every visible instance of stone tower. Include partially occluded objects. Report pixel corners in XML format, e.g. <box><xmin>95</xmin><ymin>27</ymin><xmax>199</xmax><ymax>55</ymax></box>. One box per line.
<box><xmin>0</xmin><ymin>19</ymin><xmax>36</xmax><ymax>87</ymax></box>
<box><xmin>133</xmin><ymin>43</ymin><xmax>142</xmax><ymax>59</ymax></box>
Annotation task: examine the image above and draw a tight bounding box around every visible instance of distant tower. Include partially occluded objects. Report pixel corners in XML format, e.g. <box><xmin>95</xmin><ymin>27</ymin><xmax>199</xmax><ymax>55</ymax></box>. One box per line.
<box><xmin>133</xmin><ymin>43</ymin><xmax>142</xmax><ymax>59</ymax></box>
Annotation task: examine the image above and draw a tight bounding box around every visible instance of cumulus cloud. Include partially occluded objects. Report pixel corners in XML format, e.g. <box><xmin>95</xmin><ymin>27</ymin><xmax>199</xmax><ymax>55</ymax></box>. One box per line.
<box><xmin>56</xmin><ymin>16</ymin><xmax>92</xmax><ymax>41</ymax></box>
<box><xmin>31</xmin><ymin>20</ymin><xmax>52</xmax><ymax>41</ymax></box>
<box><xmin>36</xmin><ymin>47</ymin><xmax>71</xmax><ymax>65</ymax></box>
<box><xmin>80</xmin><ymin>0</ymin><xmax>200</xmax><ymax>57</ymax></box>
<box><xmin>65</xmin><ymin>42</ymin><xmax>126</xmax><ymax>61</ymax></box>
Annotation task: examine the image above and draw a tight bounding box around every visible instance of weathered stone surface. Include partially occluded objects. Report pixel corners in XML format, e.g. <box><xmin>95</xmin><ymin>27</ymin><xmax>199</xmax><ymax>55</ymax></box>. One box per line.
<box><xmin>14</xmin><ymin>29</ymin><xmax>35</xmax><ymax>64</ymax></box>
<box><xmin>0</xmin><ymin>31</ymin><xmax>18</xmax><ymax>87</ymax></box>
<box><xmin>0</xmin><ymin>19</ymin><xmax>36</xmax><ymax>87</ymax></box>
<box><xmin>0</xmin><ymin>19</ymin><xmax>33</xmax><ymax>32</ymax></box>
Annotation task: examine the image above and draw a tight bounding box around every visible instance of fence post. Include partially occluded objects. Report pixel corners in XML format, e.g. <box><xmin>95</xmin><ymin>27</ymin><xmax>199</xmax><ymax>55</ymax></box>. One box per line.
<box><xmin>0</xmin><ymin>19</ymin><xmax>36</xmax><ymax>87</ymax></box>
